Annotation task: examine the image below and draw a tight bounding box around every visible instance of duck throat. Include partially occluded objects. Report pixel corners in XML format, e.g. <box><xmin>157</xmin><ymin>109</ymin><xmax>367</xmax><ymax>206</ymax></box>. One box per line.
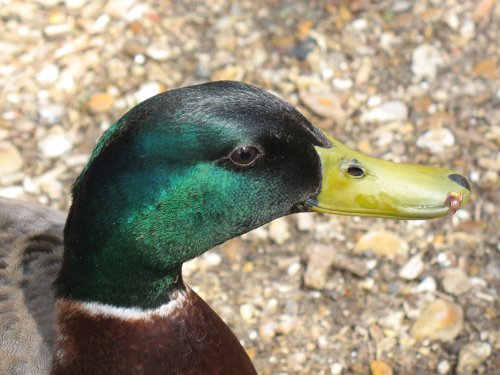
<box><xmin>51</xmin><ymin>287</ymin><xmax>257</xmax><ymax>375</ymax></box>
<box><xmin>57</xmin><ymin>249</ymin><xmax>184</xmax><ymax>309</ymax></box>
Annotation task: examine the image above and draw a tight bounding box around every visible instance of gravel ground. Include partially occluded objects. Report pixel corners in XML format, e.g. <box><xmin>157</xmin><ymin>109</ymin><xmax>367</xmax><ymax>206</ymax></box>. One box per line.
<box><xmin>0</xmin><ymin>0</ymin><xmax>498</xmax><ymax>374</ymax></box>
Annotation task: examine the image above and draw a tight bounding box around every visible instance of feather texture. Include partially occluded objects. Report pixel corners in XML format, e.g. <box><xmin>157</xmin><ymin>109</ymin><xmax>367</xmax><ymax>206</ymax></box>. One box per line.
<box><xmin>0</xmin><ymin>197</ymin><xmax>65</xmax><ymax>374</ymax></box>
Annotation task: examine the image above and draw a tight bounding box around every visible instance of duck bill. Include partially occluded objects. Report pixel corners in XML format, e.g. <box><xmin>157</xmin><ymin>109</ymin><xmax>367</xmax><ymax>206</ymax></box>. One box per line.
<box><xmin>307</xmin><ymin>134</ymin><xmax>471</xmax><ymax>219</ymax></box>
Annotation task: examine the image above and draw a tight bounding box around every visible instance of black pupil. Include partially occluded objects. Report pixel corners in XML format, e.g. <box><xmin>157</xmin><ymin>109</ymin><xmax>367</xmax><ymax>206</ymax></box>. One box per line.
<box><xmin>239</xmin><ymin>148</ymin><xmax>252</xmax><ymax>160</ymax></box>
<box><xmin>230</xmin><ymin>146</ymin><xmax>258</xmax><ymax>165</ymax></box>
<box><xmin>347</xmin><ymin>166</ymin><xmax>364</xmax><ymax>177</ymax></box>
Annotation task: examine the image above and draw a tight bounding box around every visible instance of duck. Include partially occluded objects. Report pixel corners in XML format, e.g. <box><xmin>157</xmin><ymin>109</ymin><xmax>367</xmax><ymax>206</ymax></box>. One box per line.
<box><xmin>0</xmin><ymin>81</ymin><xmax>471</xmax><ymax>375</ymax></box>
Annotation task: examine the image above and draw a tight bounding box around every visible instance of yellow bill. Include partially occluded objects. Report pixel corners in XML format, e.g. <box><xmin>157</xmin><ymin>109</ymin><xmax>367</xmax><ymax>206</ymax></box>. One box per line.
<box><xmin>308</xmin><ymin>133</ymin><xmax>471</xmax><ymax>219</ymax></box>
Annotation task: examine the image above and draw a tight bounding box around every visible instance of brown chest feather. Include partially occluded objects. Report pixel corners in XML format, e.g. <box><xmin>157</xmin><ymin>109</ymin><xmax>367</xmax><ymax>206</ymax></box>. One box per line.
<box><xmin>52</xmin><ymin>290</ymin><xmax>257</xmax><ymax>375</ymax></box>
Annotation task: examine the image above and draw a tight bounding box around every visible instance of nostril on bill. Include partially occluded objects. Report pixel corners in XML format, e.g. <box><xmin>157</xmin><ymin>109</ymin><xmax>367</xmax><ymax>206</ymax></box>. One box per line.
<box><xmin>448</xmin><ymin>174</ymin><xmax>471</xmax><ymax>192</ymax></box>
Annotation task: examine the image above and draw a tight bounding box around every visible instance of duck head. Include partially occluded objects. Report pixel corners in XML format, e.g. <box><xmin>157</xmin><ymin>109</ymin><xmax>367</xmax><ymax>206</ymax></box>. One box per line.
<box><xmin>59</xmin><ymin>81</ymin><xmax>470</xmax><ymax>308</ymax></box>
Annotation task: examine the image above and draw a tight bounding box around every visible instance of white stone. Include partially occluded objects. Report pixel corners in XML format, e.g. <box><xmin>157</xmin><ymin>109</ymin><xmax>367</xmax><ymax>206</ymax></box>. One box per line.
<box><xmin>437</xmin><ymin>252</ymin><xmax>451</xmax><ymax>267</ymax></box>
<box><xmin>36</xmin><ymin>0</ymin><xmax>60</xmax><ymax>6</ymax></box>
<box><xmin>65</xmin><ymin>0</ymin><xmax>87</xmax><ymax>9</ymax></box>
<box><xmin>351</xmin><ymin>19</ymin><xmax>368</xmax><ymax>30</ymax></box>
<box><xmin>318</xmin><ymin>335</ymin><xmax>329</xmax><ymax>349</ymax></box>
<box><xmin>239</xmin><ymin>303</ymin><xmax>255</xmax><ymax>322</ymax></box>
<box><xmin>441</xmin><ymin>268</ymin><xmax>472</xmax><ymax>296</ymax></box>
<box><xmin>470</xmin><ymin>170</ymin><xmax>480</xmax><ymax>183</ymax></box>
<box><xmin>296</xmin><ymin>213</ymin><xmax>314</xmax><ymax>232</ymax></box>
<box><xmin>331</xmin><ymin>363</ymin><xmax>343</xmax><ymax>374</ymax></box>
<box><xmin>44</xmin><ymin>23</ymin><xmax>72</xmax><ymax>37</ymax></box>
<box><xmin>277</xmin><ymin>316</ymin><xmax>297</xmax><ymax>335</ymax></box>
<box><xmin>412</xmin><ymin>44</ymin><xmax>444</xmax><ymax>81</ymax></box>
<box><xmin>241</xmin><ymin>226</ymin><xmax>268</xmax><ymax>242</ymax></box>
<box><xmin>393</xmin><ymin>1</ymin><xmax>412</xmax><ymax>12</ymax></box>
<box><xmin>199</xmin><ymin>251</ymin><xmax>222</xmax><ymax>269</ymax></box>
<box><xmin>287</xmin><ymin>262</ymin><xmax>301</xmax><ymax>275</ymax></box>
<box><xmin>125</xmin><ymin>4</ymin><xmax>151</xmax><ymax>22</ymax></box>
<box><xmin>379</xmin><ymin>311</ymin><xmax>405</xmax><ymax>330</ymax></box>
<box><xmin>0</xmin><ymin>142</ymin><xmax>23</xmax><ymax>175</ymax></box>
<box><xmin>37</xmin><ymin>127</ymin><xmax>72</xmax><ymax>158</ymax></box>
<box><xmin>91</xmin><ymin>14</ymin><xmax>110</xmax><ymax>33</ymax></box>
<box><xmin>399</xmin><ymin>254</ymin><xmax>424</xmax><ymax>280</ymax></box>
<box><xmin>259</xmin><ymin>321</ymin><xmax>276</xmax><ymax>341</ymax></box>
<box><xmin>332</xmin><ymin>78</ymin><xmax>353</xmax><ymax>90</ymax></box>
<box><xmin>36</xmin><ymin>64</ymin><xmax>59</xmax><ymax>86</ymax></box>
<box><xmin>416</xmin><ymin>128</ymin><xmax>455</xmax><ymax>153</ymax></box>
<box><xmin>361</xmin><ymin>101</ymin><xmax>408</xmax><ymax>123</ymax></box>
<box><xmin>444</xmin><ymin>12</ymin><xmax>460</xmax><ymax>30</ymax></box>
<box><xmin>437</xmin><ymin>359</ymin><xmax>451</xmax><ymax>374</ymax></box>
<box><xmin>416</xmin><ymin>276</ymin><xmax>437</xmax><ymax>293</ymax></box>
<box><xmin>460</xmin><ymin>19</ymin><xmax>476</xmax><ymax>40</ymax></box>
<box><xmin>23</xmin><ymin>177</ymin><xmax>39</xmax><ymax>195</ymax></box>
<box><xmin>269</xmin><ymin>218</ymin><xmax>290</xmax><ymax>245</ymax></box>
<box><xmin>457</xmin><ymin>342</ymin><xmax>491</xmax><ymax>373</ymax></box>
<box><xmin>38</xmin><ymin>104</ymin><xmax>65</xmax><ymax>124</ymax></box>
<box><xmin>134</xmin><ymin>82</ymin><xmax>162</xmax><ymax>103</ymax></box>
<box><xmin>0</xmin><ymin>186</ymin><xmax>25</xmax><ymax>199</ymax></box>
<box><xmin>146</xmin><ymin>46</ymin><xmax>170</xmax><ymax>61</ymax></box>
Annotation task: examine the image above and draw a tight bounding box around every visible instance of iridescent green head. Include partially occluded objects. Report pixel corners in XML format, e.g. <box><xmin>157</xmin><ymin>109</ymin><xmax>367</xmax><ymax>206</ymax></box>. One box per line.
<box><xmin>59</xmin><ymin>82</ymin><xmax>329</xmax><ymax>308</ymax></box>
<box><xmin>58</xmin><ymin>81</ymin><xmax>470</xmax><ymax>308</ymax></box>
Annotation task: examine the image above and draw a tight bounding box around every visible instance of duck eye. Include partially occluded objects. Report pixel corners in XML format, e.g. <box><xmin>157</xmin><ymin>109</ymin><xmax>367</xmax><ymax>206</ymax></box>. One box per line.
<box><xmin>229</xmin><ymin>146</ymin><xmax>260</xmax><ymax>166</ymax></box>
<box><xmin>347</xmin><ymin>165</ymin><xmax>365</xmax><ymax>178</ymax></box>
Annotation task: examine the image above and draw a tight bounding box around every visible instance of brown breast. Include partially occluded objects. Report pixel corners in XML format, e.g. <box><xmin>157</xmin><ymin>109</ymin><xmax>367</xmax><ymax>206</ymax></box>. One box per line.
<box><xmin>51</xmin><ymin>287</ymin><xmax>257</xmax><ymax>375</ymax></box>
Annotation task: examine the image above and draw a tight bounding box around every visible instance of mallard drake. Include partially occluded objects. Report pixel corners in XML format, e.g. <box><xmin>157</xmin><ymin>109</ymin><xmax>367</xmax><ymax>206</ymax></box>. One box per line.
<box><xmin>0</xmin><ymin>81</ymin><xmax>471</xmax><ymax>374</ymax></box>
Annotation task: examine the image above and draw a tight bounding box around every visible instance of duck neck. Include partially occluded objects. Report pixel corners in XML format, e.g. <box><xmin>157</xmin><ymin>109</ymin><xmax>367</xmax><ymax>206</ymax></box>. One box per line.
<box><xmin>57</xmin><ymin>238</ymin><xmax>185</xmax><ymax>309</ymax></box>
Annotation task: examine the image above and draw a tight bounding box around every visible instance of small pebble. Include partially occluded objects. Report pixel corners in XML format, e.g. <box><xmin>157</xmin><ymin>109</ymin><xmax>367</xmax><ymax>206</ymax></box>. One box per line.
<box><xmin>304</xmin><ymin>244</ymin><xmax>333</xmax><ymax>289</ymax></box>
<box><xmin>460</xmin><ymin>19</ymin><xmax>476</xmax><ymax>40</ymax></box>
<box><xmin>370</xmin><ymin>360</ymin><xmax>393</xmax><ymax>375</ymax></box>
<box><xmin>416</xmin><ymin>128</ymin><xmax>455</xmax><ymax>153</ymax></box>
<box><xmin>241</xmin><ymin>226</ymin><xmax>268</xmax><ymax>242</ymax></box>
<box><xmin>287</xmin><ymin>352</ymin><xmax>307</xmax><ymax>370</ymax></box>
<box><xmin>378</xmin><ymin>311</ymin><xmax>405</xmax><ymax>331</ymax></box>
<box><xmin>0</xmin><ymin>186</ymin><xmax>25</xmax><ymax>199</ymax></box>
<box><xmin>239</xmin><ymin>303</ymin><xmax>255</xmax><ymax>322</ymax></box>
<box><xmin>44</xmin><ymin>23</ymin><xmax>72</xmax><ymax>37</ymax></box>
<box><xmin>277</xmin><ymin>316</ymin><xmax>297</xmax><ymax>335</ymax></box>
<box><xmin>416</xmin><ymin>276</ymin><xmax>437</xmax><ymax>293</ymax></box>
<box><xmin>36</xmin><ymin>64</ymin><xmax>59</xmax><ymax>86</ymax></box>
<box><xmin>38</xmin><ymin>104</ymin><xmax>65</xmax><ymax>124</ymax></box>
<box><xmin>437</xmin><ymin>359</ymin><xmax>451</xmax><ymax>374</ymax></box>
<box><xmin>411</xmin><ymin>299</ymin><xmax>464</xmax><ymax>342</ymax></box>
<box><xmin>199</xmin><ymin>251</ymin><xmax>222</xmax><ymax>269</ymax></box>
<box><xmin>87</xmin><ymin>93</ymin><xmax>114</xmax><ymax>113</ymax></box>
<box><xmin>0</xmin><ymin>142</ymin><xmax>23</xmax><ymax>175</ymax></box>
<box><xmin>332</xmin><ymin>78</ymin><xmax>353</xmax><ymax>90</ymax></box>
<box><xmin>355</xmin><ymin>230</ymin><xmax>409</xmax><ymax>259</ymax></box>
<box><xmin>37</xmin><ymin>126</ymin><xmax>72</xmax><ymax>158</ymax></box>
<box><xmin>146</xmin><ymin>45</ymin><xmax>170</xmax><ymax>61</ymax></box>
<box><xmin>296</xmin><ymin>213</ymin><xmax>314</xmax><ymax>232</ymax></box>
<box><xmin>65</xmin><ymin>0</ymin><xmax>86</xmax><ymax>9</ymax></box>
<box><xmin>318</xmin><ymin>335</ymin><xmax>329</xmax><ymax>349</ymax></box>
<box><xmin>441</xmin><ymin>268</ymin><xmax>472</xmax><ymax>296</ymax></box>
<box><xmin>399</xmin><ymin>255</ymin><xmax>424</xmax><ymax>280</ymax></box>
<box><xmin>412</xmin><ymin>44</ymin><xmax>444</xmax><ymax>81</ymax></box>
<box><xmin>299</xmin><ymin>91</ymin><xmax>345</xmax><ymax>122</ymax></box>
<box><xmin>457</xmin><ymin>342</ymin><xmax>491</xmax><ymax>374</ymax></box>
<box><xmin>331</xmin><ymin>363</ymin><xmax>343</xmax><ymax>374</ymax></box>
<box><xmin>268</xmin><ymin>218</ymin><xmax>290</xmax><ymax>245</ymax></box>
<box><xmin>259</xmin><ymin>321</ymin><xmax>277</xmax><ymax>341</ymax></box>
<box><xmin>134</xmin><ymin>82</ymin><xmax>163</xmax><ymax>103</ymax></box>
<box><xmin>361</xmin><ymin>101</ymin><xmax>408</xmax><ymax>123</ymax></box>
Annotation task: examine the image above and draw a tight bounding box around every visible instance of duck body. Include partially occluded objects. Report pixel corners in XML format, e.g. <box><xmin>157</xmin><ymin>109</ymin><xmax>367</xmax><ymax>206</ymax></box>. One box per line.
<box><xmin>0</xmin><ymin>81</ymin><xmax>471</xmax><ymax>374</ymax></box>
<box><xmin>0</xmin><ymin>197</ymin><xmax>63</xmax><ymax>375</ymax></box>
